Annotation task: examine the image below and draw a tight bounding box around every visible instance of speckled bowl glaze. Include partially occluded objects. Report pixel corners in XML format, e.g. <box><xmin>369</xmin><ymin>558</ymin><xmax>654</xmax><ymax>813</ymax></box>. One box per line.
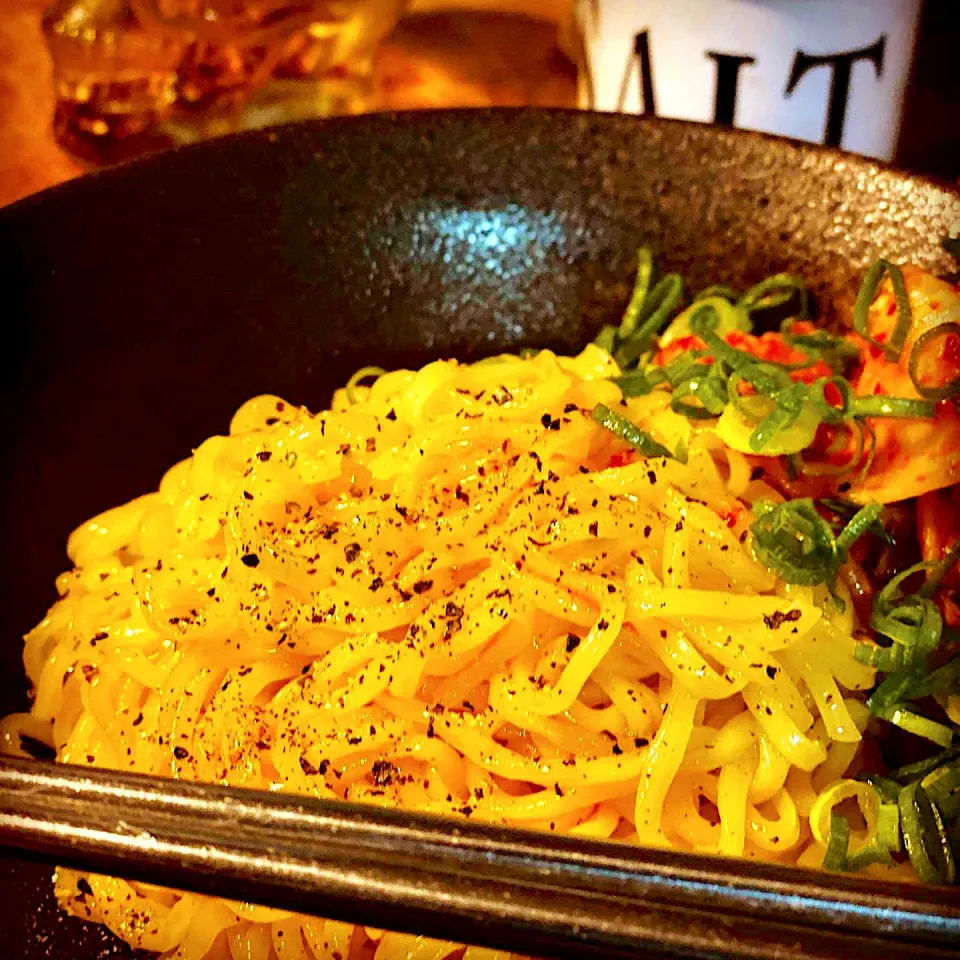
<box><xmin>1</xmin><ymin>109</ymin><xmax>958</xmax><ymax>960</ymax></box>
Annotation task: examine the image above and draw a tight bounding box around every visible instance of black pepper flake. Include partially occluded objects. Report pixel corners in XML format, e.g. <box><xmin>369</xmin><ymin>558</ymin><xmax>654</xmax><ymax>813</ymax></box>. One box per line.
<box><xmin>243</xmin><ymin>491</ymin><xmax>255</xmax><ymax>500</ymax></box>
<box><xmin>675</xmin><ymin>521</ymin><xmax>683</xmax><ymax>532</ymax></box>
<box><xmin>369</xmin><ymin>576</ymin><xmax>384</xmax><ymax>592</ymax></box>
<box><xmin>763</xmin><ymin>609</ymin><xmax>802</xmax><ymax>630</ymax></box>
<box><xmin>589</xmin><ymin>521</ymin><xmax>599</xmax><ymax>537</ymax></box>
<box><xmin>76</xmin><ymin>878</ymin><xmax>94</xmax><ymax>896</ymax></box>
<box><xmin>427</xmin><ymin>716</ymin><xmax>436</xmax><ymax>738</ymax></box>
<box><xmin>563</xmin><ymin>402</ymin><xmax>578</xmax><ymax>413</ymax></box>
<box><xmin>413</xmin><ymin>579</ymin><xmax>434</xmax><ymax>594</ymax></box>
<box><xmin>634</xmin><ymin>737</ymin><xmax>649</xmax><ymax>748</ymax></box>
<box><xmin>173</xmin><ymin>746</ymin><xmax>189</xmax><ymax>760</ymax></box>
<box><xmin>766</xmin><ymin>665</ymin><xmax>779</xmax><ymax>679</ymax></box>
<box><xmin>597</xmin><ymin>619</ymin><xmax>609</xmax><ymax>631</ymax></box>
<box><xmin>540</xmin><ymin>414</ymin><xmax>561</xmax><ymax>431</ymax></box>
<box><xmin>241</xmin><ymin>554</ymin><xmax>260</xmax><ymax>568</ymax></box>
<box><xmin>647</xmin><ymin>470</ymin><xmax>657</xmax><ymax>485</ymax></box>
<box><xmin>131</xmin><ymin>712</ymin><xmax>144</xmax><ymax>727</ymax></box>
<box><xmin>739</xmin><ymin>530</ymin><xmax>749</xmax><ymax>543</ymax></box>
<box><xmin>386</xmin><ymin>408</ymin><xmax>397</xmax><ymax>421</ymax></box>
<box><xmin>554</xmin><ymin>783</ymin><xmax>564</xmax><ymax>797</ymax></box>
<box><xmin>611</xmin><ymin>743</ymin><xmax>623</xmax><ymax>756</ymax></box>
<box><xmin>371</xmin><ymin>760</ymin><xmax>398</xmax><ymax>787</ymax></box>
<box><xmin>566</xmin><ymin>633</ymin><xmax>581</xmax><ymax>653</ymax></box>
<box><xmin>256</xmin><ymin>451</ymin><xmax>272</xmax><ymax>462</ymax></box>
<box><xmin>299</xmin><ymin>756</ymin><xmax>318</xmax><ymax>775</ymax></box>
<box><xmin>344</xmin><ymin>542</ymin><xmax>361</xmax><ymax>563</ymax></box>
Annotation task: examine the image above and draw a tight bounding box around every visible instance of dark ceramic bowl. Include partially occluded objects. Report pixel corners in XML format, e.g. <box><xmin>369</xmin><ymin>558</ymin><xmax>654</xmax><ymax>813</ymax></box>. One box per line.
<box><xmin>1</xmin><ymin>109</ymin><xmax>959</xmax><ymax>960</ymax></box>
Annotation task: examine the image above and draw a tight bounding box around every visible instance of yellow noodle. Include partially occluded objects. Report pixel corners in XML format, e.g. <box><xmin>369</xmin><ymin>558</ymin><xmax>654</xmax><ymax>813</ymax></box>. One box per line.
<box><xmin>2</xmin><ymin>347</ymin><xmax>887</xmax><ymax>959</ymax></box>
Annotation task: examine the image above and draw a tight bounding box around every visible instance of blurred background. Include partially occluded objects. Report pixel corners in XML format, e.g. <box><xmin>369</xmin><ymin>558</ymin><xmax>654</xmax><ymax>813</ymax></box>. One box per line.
<box><xmin>0</xmin><ymin>0</ymin><xmax>956</xmax><ymax>208</ymax></box>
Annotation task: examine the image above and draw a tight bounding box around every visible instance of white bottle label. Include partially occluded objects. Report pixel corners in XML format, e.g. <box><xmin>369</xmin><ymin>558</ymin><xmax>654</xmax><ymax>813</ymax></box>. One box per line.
<box><xmin>579</xmin><ymin>0</ymin><xmax>921</xmax><ymax>160</ymax></box>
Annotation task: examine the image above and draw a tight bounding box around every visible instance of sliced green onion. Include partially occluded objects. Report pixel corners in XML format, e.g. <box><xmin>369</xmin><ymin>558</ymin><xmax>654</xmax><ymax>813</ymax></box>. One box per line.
<box><xmin>868</xmin><ymin>667</ymin><xmax>928</xmax><ymax>714</ymax></box>
<box><xmin>822</xmin><ymin>813</ymin><xmax>851</xmax><ymax>871</ymax></box>
<box><xmin>748</xmin><ymin>382</ymin><xmax>808</xmax><ymax>453</ymax></box>
<box><xmin>836</xmin><ymin>504</ymin><xmax>884</xmax><ymax>559</ymax></box>
<box><xmin>738</xmin><ymin>274</ymin><xmax>810</xmax><ymax>318</ymax></box>
<box><xmin>907</xmin><ymin>659</ymin><xmax>960</xmax><ymax>701</ymax></box>
<box><xmin>808</xmin><ymin>376</ymin><xmax>853</xmax><ymax>424</ymax></box>
<box><xmin>791</xmin><ymin>421</ymin><xmax>869</xmax><ymax>479</ymax></box>
<box><xmin>908</xmin><ymin>322</ymin><xmax>960</xmax><ymax>401</ymax></box>
<box><xmin>845</xmin><ymin>844</ymin><xmax>896</xmax><ymax>871</ymax></box>
<box><xmin>593</xmin><ymin>324</ymin><xmax>618</xmax><ymax>353</ymax></box>
<box><xmin>615</xmin><ymin>274</ymin><xmax>684</xmax><ymax>367</ymax></box>
<box><xmin>855</xmin><ymin>640</ymin><xmax>912</xmax><ymax>672</ymax></box>
<box><xmin>889</xmin><ymin>747</ymin><xmax>960</xmax><ymax>786</ymax></box>
<box><xmin>877</xmin><ymin>800</ymin><xmax>902</xmax><ymax>852</ymax></box>
<box><xmin>855</xmin><ymin>772</ymin><xmax>902</xmax><ymax>803</ymax></box>
<box><xmin>922</xmin><ymin>761</ymin><xmax>960</xmax><ymax>820</ymax></box>
<box><xmin>750</xmin><ymin>499</ymin><xmax>840</xmax><ymax>586</ymax></box>
<box><xmin>695</xmin><ymin>284</ymin><xmax>738</xmax><ymax>303</ymax></box>
<box><xmin>345</xmin><ymin>366</ymin><xmax>386</xmax><ymax>403</ymax></box>
<box><xmin>782</xmin><ymin>325</ymin><xmax>860</xmax><ymax>374</ymax></box>
<box><xmin>617</xmin><ymin>248</ymin><xmax>654</xmax><ymax>340</ymax></box>
<box><xmin>874</xmin><ymin>704</ymin><xmax>954</xmax><ymax>748</ymax></box>
<box><xmin>853</xmin><ymin>259</ymin><xmax>913</xmax><ymax>362</ymax></box>
<box><xmin>818</xmin><ymin>497</ymin><xmax>891</xmax><ymax>541</ymax></box>
<box><xmin>849</xmin><ymin>395</ymin><xmax>936</xmax><ymax>419</ymax></box>
<box><xmin>899</xmin><ymin>782</ymin><xmax>957</xmax><ymax>885</ymax></box>
<box><xmin>670</xmin><ymin>369</ymin><xmax>729</xmax><ymax>420</ymax></box>
<box><xmin>591</xmin><ymin>404</ymin><xmax>677</xmax><ymax>460</ymax></box>
<box><xmin>613</xmin><ymin>368</ymin><xmax>664</xmax><ymax>397</ymax></box>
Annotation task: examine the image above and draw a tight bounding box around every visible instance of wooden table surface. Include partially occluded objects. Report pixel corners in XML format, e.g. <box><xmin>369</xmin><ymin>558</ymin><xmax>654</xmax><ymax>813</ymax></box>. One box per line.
<box><xmin>0</xmin><ymin>1</ymin><xmax>577</xmax><ymax>208</ymax></box>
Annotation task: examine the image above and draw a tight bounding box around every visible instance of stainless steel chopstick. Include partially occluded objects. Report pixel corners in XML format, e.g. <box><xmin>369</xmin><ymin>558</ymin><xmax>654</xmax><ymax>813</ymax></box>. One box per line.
<box><xmin>1</xmin><ymin>756</ymin><xmax>958</xmax><ymax>960</ymax></box>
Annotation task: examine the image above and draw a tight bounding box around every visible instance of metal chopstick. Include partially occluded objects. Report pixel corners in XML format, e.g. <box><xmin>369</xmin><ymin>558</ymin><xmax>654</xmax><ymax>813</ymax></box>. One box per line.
<box><xmin>1</xmin><ymin>756</ymin><xmax>958</xmax><ymax>959</ymax></box>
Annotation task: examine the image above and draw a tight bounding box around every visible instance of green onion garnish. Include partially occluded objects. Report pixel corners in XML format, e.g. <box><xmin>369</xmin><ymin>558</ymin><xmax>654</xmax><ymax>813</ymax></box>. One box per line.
<box><xmin>908</xmin><ymin>322</ymin><xmax>960</xmax><ymax>401</ymax></box>
<box><xmin>593</xmin><ymin>325</ymin><xmax>618</xmax><ymax>353</ymax></box>
<box><xmin>695</xmin><ymin>284</ymin><xmax>738</xmax><ymax>303</ymax></box>
<box><xmin>874</xmin><ymin>705</ymin><xmax>955</xmax><ymax>749</ymax></box>
<box><xmin>591</xmin><ymin>404</ymin><xmax>679</xmax><ymax>460</ymax></box>
<box><xmin>899</xmin><ymin>781</ymin><xmax>956</xmax><ymax>885</ymax></box>
<box><xmin>345</xmin><ymin>366</ymin><xmax>386</xmax><ymax>404</ymax></box>
<box><xmin>617</xmin><ymin>248</ymin><xmax>654</xmax><ymax>340</ymax></box>
<box><xmin>848</xmin><ymin>395</ymin><xmax>937</xmax><ymax>419</ymax></box>
<box><xmin>822</xmin><ymin>813</ymin><xmax>851</xmax><ymax>871</ymax></box>
<box><xmin>738</xmin><ymin>274</ymin><xmax>810</xmax><ymax>318</ymax></box>
<box><xmin>750</xmin><ymin>499</ymin><xmax>879</xmax><ymax>587</ymax></box>
<box><xmin>889</xmin><ymin>748</ymin><xmax>960</xmax><ymax>786</ymax></box>
<box><xmin>853</xmin><ymin>259</ymin><xmax>913</xmax><ymax>362</ymax></box>
<box><xmin>614</xmin><ymin>274</ymin><xmax>684</xmax><ymax>367</ymax></box>
<box><xmin>923</xmin><ymin>762</ymin><xmax>960</xmax><ymax>820</ymax></box>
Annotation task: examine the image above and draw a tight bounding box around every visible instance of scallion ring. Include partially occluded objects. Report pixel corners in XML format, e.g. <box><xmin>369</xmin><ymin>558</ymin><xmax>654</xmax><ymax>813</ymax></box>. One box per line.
<box><xmin>898</xmin><ymin>781</ymin><xmax>956</xmax><ymax>885</ymax></box>
<box><xmin>345</xmin><ymin>366</ymin><xmax>386</xmax><ymax>404</ymax></box>
<box><xmin>853</xmin><ymin>259</ymin><xmax>913</xmax><ymax>362</ymax></box>
<box><xmin>908</xmin><ymin>321</ymin><xmax>960</xmax><ymax>401</ymax></box>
